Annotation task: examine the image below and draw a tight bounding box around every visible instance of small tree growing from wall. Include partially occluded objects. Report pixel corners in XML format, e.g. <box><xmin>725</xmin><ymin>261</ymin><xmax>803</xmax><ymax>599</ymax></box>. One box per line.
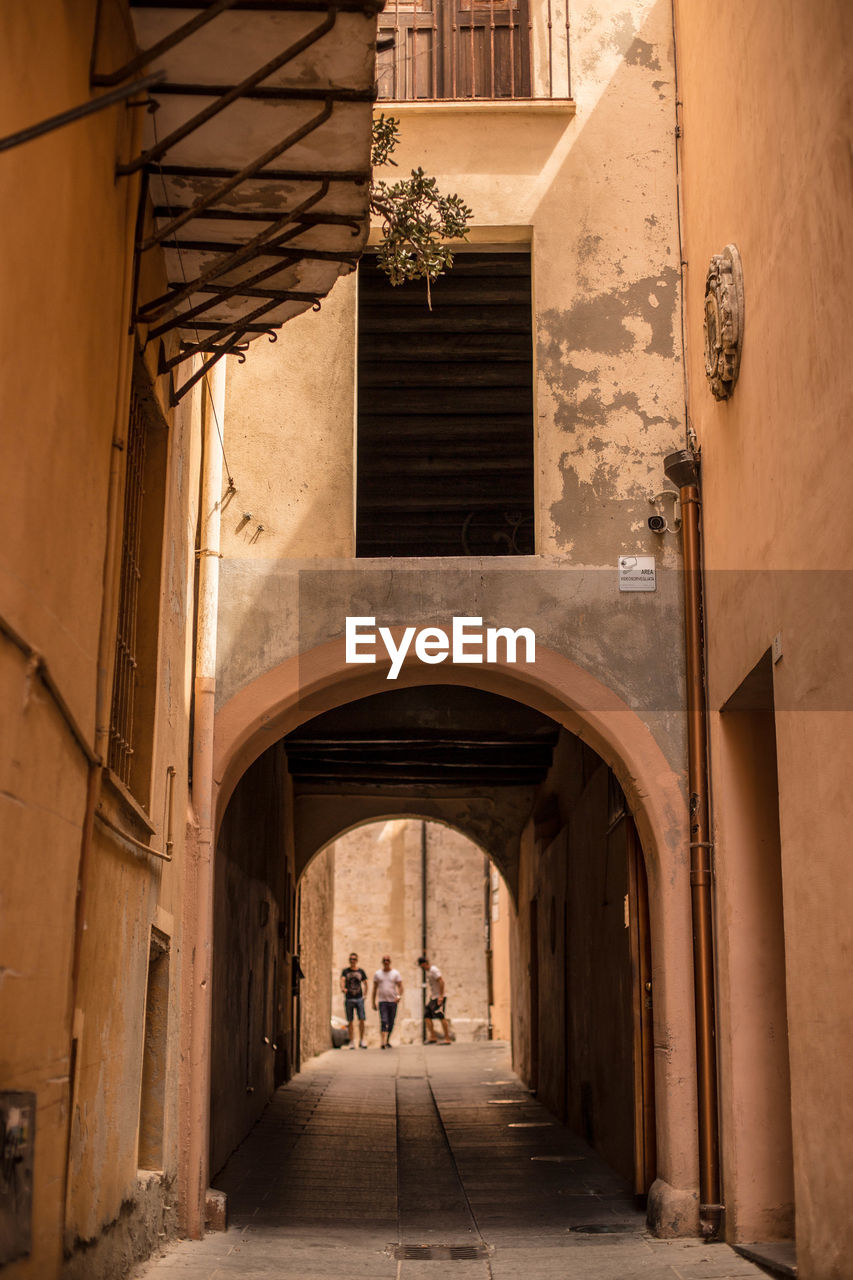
<box><xmin>370</xmin><ymin>114</ymin><xmax>472</xmax><ymax>297</ymax></box>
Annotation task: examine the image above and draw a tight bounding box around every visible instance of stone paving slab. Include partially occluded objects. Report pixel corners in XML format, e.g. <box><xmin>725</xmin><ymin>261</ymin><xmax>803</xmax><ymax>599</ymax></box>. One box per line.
<box><xmin>136</xmin><ymin>1044</ymin><xmax>766</xmax><ymax>1280</ymax></box>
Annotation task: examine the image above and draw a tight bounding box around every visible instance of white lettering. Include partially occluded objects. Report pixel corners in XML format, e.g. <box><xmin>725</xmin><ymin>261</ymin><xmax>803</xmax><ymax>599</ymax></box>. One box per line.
<box><xmin>452</xmin><ymin>616</ymin><xmax>484</xmax><ymax>664</ymax></box>
<box><xmin>345</xmin><ymin>616</ymin><xmax>537</xmax><ymax>678</ymax></box>
<box><xmin>486</xmin><ymin>626</ymin><xmax>536</xmax><ymax>664</ymax></box>
<box><xmin>414</xmin><ymin>627</ymin><xmax>450</xmax><ymax>664</ymax></box>
<box><xmin>346</xmin><ymin>617</ymin><xmax>377</xmax><ymax>663</ymax></box>
<box><xmin>379</xmin><ymin>626</ymin><xmax>416</xmax><ymax>680</ymax></box>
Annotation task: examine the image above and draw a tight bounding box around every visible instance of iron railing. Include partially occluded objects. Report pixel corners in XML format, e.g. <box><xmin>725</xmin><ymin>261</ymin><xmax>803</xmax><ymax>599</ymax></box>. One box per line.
<box><xmin>377</xmin><ymin>0</ymin><xmax>570</xmax><ymax>101</ymax></box>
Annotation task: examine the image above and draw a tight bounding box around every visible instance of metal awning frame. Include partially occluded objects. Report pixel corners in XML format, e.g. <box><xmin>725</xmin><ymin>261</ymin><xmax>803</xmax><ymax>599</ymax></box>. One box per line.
<box><xmin>87</xmin><ymin>0</ymin><xmax>382</xmax><ymax>401</ymax></box>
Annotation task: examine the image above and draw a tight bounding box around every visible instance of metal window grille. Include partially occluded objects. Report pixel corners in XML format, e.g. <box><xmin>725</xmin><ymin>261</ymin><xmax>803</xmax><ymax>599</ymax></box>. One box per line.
<box><xmin>377</xmin><ymin>0</ymin><xmax>539</xmax><ymax>100</ymax></box>
<box><xmin>108</xmin><ymin>386</ymin><xmax>148</xmax><ymax>785</ymax></box>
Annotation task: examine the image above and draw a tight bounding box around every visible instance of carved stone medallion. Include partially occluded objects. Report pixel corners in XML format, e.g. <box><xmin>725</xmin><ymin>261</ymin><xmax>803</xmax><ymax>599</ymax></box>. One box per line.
<box><xmin>703</xmin><ymin>243</ymin><xmax>744</xmax><ymax>400</ymax></box>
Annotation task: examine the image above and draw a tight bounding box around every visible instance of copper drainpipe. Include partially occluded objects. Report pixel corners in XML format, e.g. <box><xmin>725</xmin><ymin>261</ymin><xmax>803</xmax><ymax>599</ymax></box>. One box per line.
<box><xmin>185</xmin><ymin>358</ymin><xmax>226</xmax><ymax>1237</ymax></box>
<box><xmin>664</xmin><ymin>448</ymin><xmax>722</xmax><ymax>1237</ymax></box>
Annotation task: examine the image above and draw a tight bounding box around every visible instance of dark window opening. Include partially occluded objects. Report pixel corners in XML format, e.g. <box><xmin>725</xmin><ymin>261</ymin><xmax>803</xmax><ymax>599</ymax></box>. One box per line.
<box><xmin>356</xmin><ymin>251</ymin><xmax>535</xmax><ymax>558</ymax></box>
<box><xmin>377</xmin><ymin>0</ymin><xmax>530</xmax><ymax>100</ymax></box>
<box><xmin>108</xmin><ymin>364</ymin><xmax>168</xmax><ymax>804</ymax></box>
<box><xmin>138</xmin><ymin>928</ymin><xmax>169</xmax><ymax>1171</ymax></box>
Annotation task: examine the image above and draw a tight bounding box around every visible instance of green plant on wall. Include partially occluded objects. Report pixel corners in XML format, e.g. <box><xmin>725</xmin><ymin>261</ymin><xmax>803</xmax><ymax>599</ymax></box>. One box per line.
<box><xmin>370</xmin><ymin>114</ymin><xmax>472</xmax><ymax>296</ymax></box>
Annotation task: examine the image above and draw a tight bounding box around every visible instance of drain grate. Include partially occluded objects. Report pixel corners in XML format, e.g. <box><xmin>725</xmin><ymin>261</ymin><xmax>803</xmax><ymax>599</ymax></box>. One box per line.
<box><xmin>569</xmin><ymin>1223</ymin><xmax>637</xmax><ymax>1234</ymax></box>
<box><xmin>394</xmin><ymin>1244</ymin><xmax>490</xmax><ymax>1260</ymax></box>
<box><xmin>531</xmin><ymin>1154</ymin><xmax>586</xmax><ymax>1162</ymax></box>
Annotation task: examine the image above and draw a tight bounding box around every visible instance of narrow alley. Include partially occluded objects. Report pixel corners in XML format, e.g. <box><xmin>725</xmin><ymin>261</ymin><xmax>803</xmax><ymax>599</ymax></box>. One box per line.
<box><xmin>139</xmin><ymin>1045</ymin><xmax>764</xmax><ymax>1280</ymax></box>
<box><xmin>4</xmin><ymin>4</ymin><xmax>852</xmax><ymax>1278</ymax></box>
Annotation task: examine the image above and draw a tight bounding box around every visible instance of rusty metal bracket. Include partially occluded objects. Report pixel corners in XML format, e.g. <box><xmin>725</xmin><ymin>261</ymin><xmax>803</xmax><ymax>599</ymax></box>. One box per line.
<box><xmin>128</xmin><ymin>98</ymin><xmax>334</xmax><ymax>238</ymax></box>
<box><xmin>158</xmin><ymin>296</ymin><xmax>287</xmax><ymax>373</ymax></box>
<box><xmin>0</xmin><ymin>72</ymin><xmax>164</xmax><ymax>154</ymax></box>
<box><xmin>136</xmin><ymin>180</ymin><xmax>331</xmax><ymax>318</ymax></box>
<box><xmin>151</xmin><ymin>206</ymin><xmax>362</xmax><ymax>233</ymax></box>
<box><xmin>130</xmin><ymin>0</ymin><xmax>383</xmax><ymax>10</ymax></box>
<box><xmin>117</xmin><ymin>0</ymin><xmax>372</xmax><ymax>396</ymax></box>
<box><xmin>168</xmin><ymin>319</ymin><xmax>274</xmax><ymax>405</ymax></box>
<box><xmin>92</xmin><ymin>0</ymin><xmax>243</xmax><ymax>88</ymax></box>
<box><xmin>154</xmin><ymin>82</ymin><xmax>376</xmax><ymax>103</ymax></box>
<box><xmin>146</xmin><ymin>271</ymin><xmax>321</xmax><ymax>340</ymax></box>
<box><xmin>153</xmin><ymin>162</ymin><xmax>369</xmax><ymax>183</ymax></box>
<box><xmin>159</xmin><ymin>238</ymin><xmax>360</xmax><ymax>262</ymax></box>
<box><xmin>117</xmin><ymin>14</ymin><xmax>337</xmax><ymax>175</ymax></box>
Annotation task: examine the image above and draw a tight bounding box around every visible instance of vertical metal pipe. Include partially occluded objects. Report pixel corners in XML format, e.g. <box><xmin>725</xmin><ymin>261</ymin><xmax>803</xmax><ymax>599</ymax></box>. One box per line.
<box><xmin>165</xmin><ymin>764</ymin><xmax>177</xmax><ymax>858</ymax></box>
<box><xmin>421</xmin><ymin>820</ymin><xmax>428</xmax><ymax>1040</ymax></box>
<box><xmin>394</xmin><ymin>0</ymin><xmax>401</xmax><ymax>98</ymax></box>
<box><xmin>509</xmin><ymin>1</ymin><xmax>516</xmax><ymax>97</ymax></box>
<box><xmin>484</xmin><ymin>855</ymin><xmax>494</xmax><ymax>1038</ymax></box>
<box><xmin>185</xmin><ymin>359</ymin><xmax>226</xmax><ymax>1237</ymax></box>
<box><xmin>666</xmin><ymin>450</ymin><xmax>722</xmax><ymax>1237</ymax></box>
<box><xmin>431</xmin><ymin>2</ymin><xmax>438</xmax><ymax>97</ymax></box>
<box><xmin>565</xmin><ymin>0</ymin><xmax>571</xmax><ymax>99</ymax></box>
<box><xmin>452</xmin><ymin>0</ymin><xmax>458</xmax><ymax>99</ymax></box>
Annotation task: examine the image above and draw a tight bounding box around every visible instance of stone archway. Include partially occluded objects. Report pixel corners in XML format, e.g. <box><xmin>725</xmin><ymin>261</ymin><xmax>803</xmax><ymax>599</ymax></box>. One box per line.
<box><xmin>212</xmin><ymin>635</ymin><xmax>699</xmax><ymax>1232</ymax></box>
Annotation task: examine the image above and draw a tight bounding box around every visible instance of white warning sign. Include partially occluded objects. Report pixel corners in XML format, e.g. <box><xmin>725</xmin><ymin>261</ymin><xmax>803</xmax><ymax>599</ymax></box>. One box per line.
<box><xmin>618</xmin><ymin>556</ymin><xmax>656</xmax><ymax>592</ymax></box>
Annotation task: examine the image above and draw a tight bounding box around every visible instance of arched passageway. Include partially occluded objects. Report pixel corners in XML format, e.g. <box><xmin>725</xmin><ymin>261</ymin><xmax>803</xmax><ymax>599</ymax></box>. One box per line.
<box><xmin>206</xmin><ymin>640</ymin><xmax>698</xmax><ymax>1235</ymax></box>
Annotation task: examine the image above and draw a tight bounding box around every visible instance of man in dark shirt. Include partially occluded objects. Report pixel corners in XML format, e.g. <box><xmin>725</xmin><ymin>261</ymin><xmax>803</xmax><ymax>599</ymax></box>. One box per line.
<box><xmin>341</xmin><ymin>952</ymin><xmax>368</xmax><ymax>1049</ymax></box>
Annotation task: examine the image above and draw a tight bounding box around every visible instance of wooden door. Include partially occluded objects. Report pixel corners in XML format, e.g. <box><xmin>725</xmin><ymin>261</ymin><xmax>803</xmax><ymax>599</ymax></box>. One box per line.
<box><xmin>377</xmin><ymin>0</ymin><xmax>531</xmax><ymax>100</ymax></box>
<box><xmin>529</xmin><ymin>895</ymin><xmax>540</xmax><ymax>1093</ymax></box>
<box><xmin>626</xmin><ymin>818</ymin><xmax>657</xmax><ymax>1199</ymax></box>
<box><xmin>448</xmin><ymin>0</ymin><xmax>531</xmax><ymax>98</ymax></box>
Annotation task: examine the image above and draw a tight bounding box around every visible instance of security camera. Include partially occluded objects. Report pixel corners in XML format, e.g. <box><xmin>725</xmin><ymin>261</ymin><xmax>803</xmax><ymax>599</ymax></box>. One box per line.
<box><xmin>647</xmin><ymin>490</ymin><xmax>682</xmax><ymax>535</ymax></box>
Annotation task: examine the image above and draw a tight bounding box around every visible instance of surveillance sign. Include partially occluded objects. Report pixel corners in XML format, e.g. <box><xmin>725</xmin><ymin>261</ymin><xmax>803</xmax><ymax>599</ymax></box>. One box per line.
<box><xmin>618</xmin><ymin>556</ymin><xmax>656</xmax><ymax>592</ymax></box>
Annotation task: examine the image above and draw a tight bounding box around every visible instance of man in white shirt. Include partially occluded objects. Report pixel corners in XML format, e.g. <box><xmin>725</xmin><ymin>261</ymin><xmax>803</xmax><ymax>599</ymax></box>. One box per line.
<box><xmin>372</xmin><ymin>955</ymin><xmax>404</xmax><ymax>1049</ymax></box>
<box><xmin>418</xmin><ymin>955</ymin><xmax>452</xmax><ymax>1045</ymax></box>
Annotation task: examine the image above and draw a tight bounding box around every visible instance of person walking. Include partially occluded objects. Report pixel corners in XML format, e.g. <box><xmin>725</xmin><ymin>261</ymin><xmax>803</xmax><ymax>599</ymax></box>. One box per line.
<box><xmin>372</xmin><ymin>955</ymin><xmax>404</xmax><ymax>1049</ymax></box>
<box><xmin>340</xmin><ymin>952</ymin><xmax>368</xmax><ymax>1049</ymax></box>
<box><xmin>418</xmin><ymin>955</ymin><xmax>452</xmax><ymax>1044</ymax></box>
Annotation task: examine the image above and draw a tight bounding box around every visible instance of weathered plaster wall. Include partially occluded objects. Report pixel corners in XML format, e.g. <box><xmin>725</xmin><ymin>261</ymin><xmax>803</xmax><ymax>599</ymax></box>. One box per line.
<box><xmin>216</xmin><ymin>0</ymin><xmax>688</xmax><ymax>774</ymax></box>
<box><xmin>220</xmin><ymin>275</ymin><xmax>357</xmax><ymax>563</ymax></box>
<box><xmin>512</xmin><ymin>735</ymin><xmax>636</xmax><ymax>1186</ymax></box>
<box><xmin>0</xmin><ymin>0</ymin><xmax>137</xmax><ymax>1260</ymax></box>
<box><xmin>216</xmin><ymin>562</ymin><xmax>686</xmax><ymax>782</ymax></box>
<box><xmin>377</xmin><ymin>2</ymin><xmax>685</xmax><ymax>564</ymax></box>
<box><xmin>64</xmin><ymin>384</ymin><xmax>201</xmax><ymax>1267</ymax></box>
<box><xmin>321</xmin><ymin>821</ymin><xmax>490</xmax><ymax>1046</ymax></box>
<box><xmin>674</xmin><ymin>0</ymin><xmax>853</xmax><ymax>1270</ymax></box>
<box><xmin>298</xmin><ymin>845</ymin><xmax>336</xmax><ymax>1062</ymax></box>
<box><xmin>0</xmin><ymin>5</ymin><xmax>199</xmax><ymax>1277</ymax></box>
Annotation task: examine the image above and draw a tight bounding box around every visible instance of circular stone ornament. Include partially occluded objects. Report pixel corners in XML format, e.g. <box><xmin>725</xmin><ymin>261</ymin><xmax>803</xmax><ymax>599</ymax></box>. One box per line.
<box><xmin>703</xmin><ymin>243</ymin><xmax>744</xmax><ymax>399</ymax></box>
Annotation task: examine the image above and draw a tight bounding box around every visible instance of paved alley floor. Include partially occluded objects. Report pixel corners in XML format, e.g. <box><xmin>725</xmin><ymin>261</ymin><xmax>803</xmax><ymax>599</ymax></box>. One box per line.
<box><xmin>138</xmin><ymin>1043</ymin><xmax>765</xmax><ymax>1280</ymax></box>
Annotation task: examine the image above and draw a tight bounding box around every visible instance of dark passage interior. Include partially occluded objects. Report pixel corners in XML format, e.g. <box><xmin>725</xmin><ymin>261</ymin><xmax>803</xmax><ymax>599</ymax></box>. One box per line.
<box><xmin>209</xmin><ymin>685</ymin><xmax>656</xmax><ymax>1207</ymax></box>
